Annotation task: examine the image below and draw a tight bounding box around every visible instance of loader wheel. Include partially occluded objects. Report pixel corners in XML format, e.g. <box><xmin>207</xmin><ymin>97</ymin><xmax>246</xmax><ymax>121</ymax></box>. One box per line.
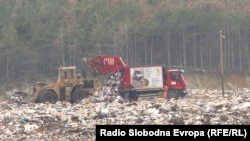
<box><xmin>39</xmin><ymin>90</ymin><xmax>57</xmax><ymax>104</ymax></box>
<box><xmin>167</xmin><ymin>90</ymin><xmax>178</xmax><ymax>100</ymax></box>
<box><xmin>72</xmin><ymin>89</ymin><xmax>89</xmax><ymax>103</ymax></box>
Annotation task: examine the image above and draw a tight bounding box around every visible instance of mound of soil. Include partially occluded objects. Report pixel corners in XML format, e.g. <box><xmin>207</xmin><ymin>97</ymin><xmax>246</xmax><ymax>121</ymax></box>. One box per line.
<box><xmin>185</xmin><ymin>71</ymin><xmax>250</xmax><ymax>90</ymax></box>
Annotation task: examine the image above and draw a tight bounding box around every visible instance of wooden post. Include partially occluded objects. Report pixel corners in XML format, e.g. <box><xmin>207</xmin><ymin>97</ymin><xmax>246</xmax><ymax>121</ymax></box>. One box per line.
<box><xmin>220</xmin><ymin>30</ymin><xmax>225</xmax><ymax>96</ymax></box>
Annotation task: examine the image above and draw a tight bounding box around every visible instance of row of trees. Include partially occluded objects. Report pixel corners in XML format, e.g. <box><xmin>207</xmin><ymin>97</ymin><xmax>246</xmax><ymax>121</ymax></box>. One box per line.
<box><xmin>1</xmin><ymin>0</ymin><xmax>250</xmax><ymax>82</ymax></box>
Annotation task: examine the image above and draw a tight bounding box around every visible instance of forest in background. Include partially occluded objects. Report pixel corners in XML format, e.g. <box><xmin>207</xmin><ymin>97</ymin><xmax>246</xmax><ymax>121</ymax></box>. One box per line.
<box><xmin>1</xmin><ymin>0</ymin><xmax>250</xmax><ymax>83</ymax></box>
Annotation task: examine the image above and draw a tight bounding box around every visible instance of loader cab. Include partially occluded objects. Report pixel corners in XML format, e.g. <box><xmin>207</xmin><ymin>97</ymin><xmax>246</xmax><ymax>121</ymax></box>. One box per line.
<box><xmin>57</xmin><ymin>66</ymin><xmax>80</xmax><ymax>87</ymax></box>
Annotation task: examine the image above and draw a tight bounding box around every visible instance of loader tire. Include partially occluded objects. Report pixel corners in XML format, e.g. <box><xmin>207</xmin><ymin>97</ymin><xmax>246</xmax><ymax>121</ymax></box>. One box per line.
<box><xmin>38</xmin><ymin>90</ymin><xmax>57</xmax><ymax>104</ymax></box>
<box><xmin>167</xmin><ymin>90</ymin><xmax>178</xmax><ymax>100</ymax></box>
<box><xmin>71</xmin><ymin>89</ymin><xmax>89</xmax><ymax>103</ymax></box>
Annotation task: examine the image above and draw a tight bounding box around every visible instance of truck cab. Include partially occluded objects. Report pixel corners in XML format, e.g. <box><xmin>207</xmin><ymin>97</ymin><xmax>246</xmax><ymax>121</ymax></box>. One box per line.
<box><xmin>165</xmin><ymin>69</ymin><xmax>187</xmax><ymax>99</ymax></box>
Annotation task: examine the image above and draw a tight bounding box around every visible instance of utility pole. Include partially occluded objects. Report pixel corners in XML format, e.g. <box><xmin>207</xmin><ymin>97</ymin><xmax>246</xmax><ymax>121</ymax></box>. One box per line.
<box><xmin>220</xmin><ymin>30</ymin><xmax>225</xmax><ymax>96</ymax></box>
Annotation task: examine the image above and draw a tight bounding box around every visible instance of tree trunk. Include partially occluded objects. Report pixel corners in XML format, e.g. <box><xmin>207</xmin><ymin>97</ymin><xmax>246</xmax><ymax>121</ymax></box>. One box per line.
<box><xmin>239</xmin><ymin>33</ymin><xmax>242</xmax><ymax>71</ymax></box>
<box><xmin>125</xmin><ymin>25</ymin><xmax>129</xmax><ymax>65</ymax></box>
<box><xmin>134</xmin><ymin>32</ymin><xmax>137</xmax><ymax>66</ymax></box>
<box><xmin>113</xmin><ymin>23</ymin><xmax>117</xmax><ymax>56</ymax></box>
<box><xmin>134</xmin><ymin>34</ymin><xmax>137</xmax><ymax>65</ymax></box>
<box><xmin>224</xmin><ymin>30</ymin><xmax>227</xmax><ymax>70</ymax></box>
<box><xmin>182</xmin><ymin>29</ymin><xmax>186</xmax><ymax>70</ymax></box>
<box><xmin>179</xmin><ymin>31</ymin><xmax>182</xmax><ymax>67</ymax></box>
<box><xmin>69</xmin><ymin>36</ymin><xmax>71</xmax><ymax>66</ymax></box>
<box><xmin>194</xmin><ymin>35</ymin><xmax>197</xmax><ymax>68</ymax></box>
<box><xmin>209</xmin><ymin>32</ymin><xmax>212</xmax><ymax>70</ymax></box>
<box><xmin>244</xmin><ymin>30</ymin><xmax>250</xmax><ymax>69</ymax></box>
<box><xmin>200</xmin><ymin>33</ymin><xmax>203</xmax><ymax>69</ymax></box>
<box><xmin>224</xmin><ymin>30</ymin><xmax>228</xmax><ymax>71</ymax></box>
<box><xmin>167</xmin><ymin>32</ymin><xmax>171</xmax><ymax>69</ymax></box>
<box><xmin>231</xmin><ymin>32</ymin><xmax>234</xmax><ymax>70</ymax></box>
<box><xmin>61</xmin><ymin>25</ymin><xmax>65</xmax><ymax>67</ymax></box>
<box><xmin>150</xmin><ymin>36</ymin><xmax>153</xmax><ymax>65</ymax></box>
<box><xmin>73</xmin><ymin>38</ymin><xmax>76</xmax><ymax>66</ymax></box>
<box><xmin>5</xmin><ymin>53</ymin><xmax>8</xmax><ymax>79</ymax></box>
<box><xmin>144</xmin><ymin>36</ymin><xmax>147</xmax><ymax>65</ymax></box>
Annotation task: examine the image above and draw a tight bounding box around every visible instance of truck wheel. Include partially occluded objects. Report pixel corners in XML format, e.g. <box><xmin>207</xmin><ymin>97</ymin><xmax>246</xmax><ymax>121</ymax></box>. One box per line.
<box><xmin>179</xmin><ymin>91</ymin><xmax>186</xmax><ymax>98</ymax></box>
<box><xmin>39</xmin><ymin>90</ymin><xmax>57</xmax><ymax>104</ymax></box>
<box><xmin>123</xmin><ymin>92</ymin><xmax>130</xmax><ymax>102</ymax></box>
<box><xmin>167</xmin><ymin>90</ymin><xmax>178</xmax><ymax>100</ymax></box>
<box><xmin>72</xmin><ymin>89</ymin><xmax>89</xmax><ymax>103</ymax></box>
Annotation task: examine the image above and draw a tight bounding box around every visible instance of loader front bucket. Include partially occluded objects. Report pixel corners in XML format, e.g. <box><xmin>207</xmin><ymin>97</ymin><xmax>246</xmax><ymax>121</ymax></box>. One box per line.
<box><xmin>22</xmin><ymin>92</ymin><xmax>33</xmax><ymax>103</ymax></box>
<box><xmin>14</xmin><ymin>91</ymin><xmax>32</xmax><ymax>104</ymax></box>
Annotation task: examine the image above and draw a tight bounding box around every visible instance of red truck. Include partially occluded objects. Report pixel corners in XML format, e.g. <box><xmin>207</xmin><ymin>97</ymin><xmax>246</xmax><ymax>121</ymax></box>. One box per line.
<box><xmin>83</xmin><ymin>55</ymin><xmax>187</xmax><ymax>100</ymax></box>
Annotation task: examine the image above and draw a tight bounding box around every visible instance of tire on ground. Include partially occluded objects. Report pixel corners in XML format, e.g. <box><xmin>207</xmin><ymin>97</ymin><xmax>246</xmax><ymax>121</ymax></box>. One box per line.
<box><xmin>123</xmin><ymin>92</ymin><xmax>130</xmax><ymax>102</ymax></box>
<box><xmin>179</xmin><ymin>91</ymin><xmax>186</xmax><ymax>98</ymax></box>
<box><xmin>167</xmin><ymin>90</ymin><xmax>178</xmax><ymax>100</ymax></box>
<box><xmin>71</xmin><ymin>89</ymin><xmax>89</xmax><ymax>103</ymax></box>
<box><xmin>38</xmin><ymin>90</ymin><xmax>57</xmax><ymax>104</ymax></box>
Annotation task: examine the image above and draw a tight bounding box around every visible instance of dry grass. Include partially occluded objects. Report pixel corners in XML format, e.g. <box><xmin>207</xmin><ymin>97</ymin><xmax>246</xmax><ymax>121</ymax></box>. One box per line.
<box><xmin>185</xmin><ymin>71</ymin><xmax>250</xmax><ymax>89</ymax></box>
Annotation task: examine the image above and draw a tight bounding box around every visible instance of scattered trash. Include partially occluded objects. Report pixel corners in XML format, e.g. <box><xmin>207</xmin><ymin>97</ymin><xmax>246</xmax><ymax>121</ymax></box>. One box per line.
<box><xmin>0</xmin><ymin>89</ymin><xmax>250</xmax><ymax>140</ymax></box>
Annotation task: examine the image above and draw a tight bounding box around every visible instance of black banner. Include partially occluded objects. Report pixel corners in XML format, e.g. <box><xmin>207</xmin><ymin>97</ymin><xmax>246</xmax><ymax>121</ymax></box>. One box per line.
<box><xmin>96</xmin><ymin>125</ymin><xmax>250</xmax><ymax>140</ymax></box>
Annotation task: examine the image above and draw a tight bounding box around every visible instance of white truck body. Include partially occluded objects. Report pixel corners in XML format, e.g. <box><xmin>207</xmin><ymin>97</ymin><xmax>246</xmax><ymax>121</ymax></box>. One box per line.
<box><xmin>129</xmin><ymin>66</ymin><xmax>163</xmax><ymax>91</ymax></box>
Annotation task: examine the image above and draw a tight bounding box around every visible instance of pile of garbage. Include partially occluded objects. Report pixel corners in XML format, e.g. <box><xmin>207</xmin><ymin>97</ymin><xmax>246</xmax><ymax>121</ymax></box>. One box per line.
<box><xmin>91</xmin><ymin>85</ymin><xmax>125</xmax><ymax>104</ymax></box>
<box><xmin>104</xmin><ymin>72</ymin><xmax>122</xmax><ymax>95</ymax></box>
<box><xmin>1</xmin><ymin>88</ymin><xmax>250</xmax><ymax>140</ymax></box>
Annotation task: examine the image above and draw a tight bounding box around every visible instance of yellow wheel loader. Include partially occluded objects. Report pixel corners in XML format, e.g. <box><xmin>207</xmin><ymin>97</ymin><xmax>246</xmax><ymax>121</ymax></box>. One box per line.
<box><xmin>18</xmin><ymin>66</ymin><xmax>99</xmax><ymax>104</ymax></box>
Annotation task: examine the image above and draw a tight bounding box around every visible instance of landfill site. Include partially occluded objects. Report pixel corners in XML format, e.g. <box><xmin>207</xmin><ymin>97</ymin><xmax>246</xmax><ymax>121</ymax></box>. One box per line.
<box><xmin>1</xmin><ymin>87</ymin><xmax>250</xmax><ymax>141</ymax></box>
<box><xmin>0</xmin><ymin>55</ymin><xmax>250</xmax><ymax>140</ymax></box>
